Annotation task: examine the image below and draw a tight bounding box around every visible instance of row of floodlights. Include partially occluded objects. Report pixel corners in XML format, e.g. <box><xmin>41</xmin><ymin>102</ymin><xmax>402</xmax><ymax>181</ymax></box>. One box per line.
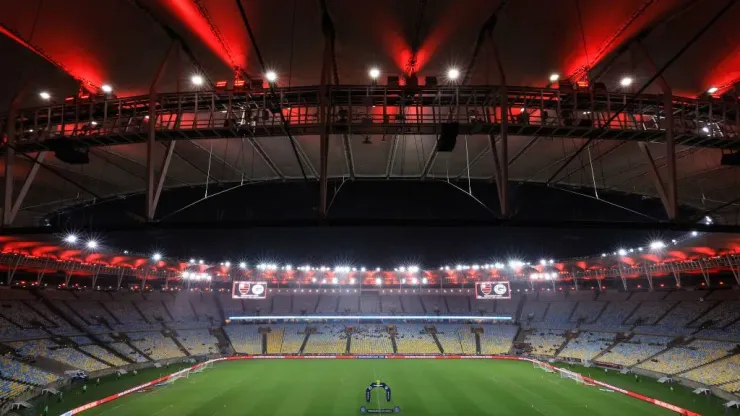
<box><xmin>36</xmin><ymin>71</ymin><xmax>725</xmax><ymax>102</ymax></box>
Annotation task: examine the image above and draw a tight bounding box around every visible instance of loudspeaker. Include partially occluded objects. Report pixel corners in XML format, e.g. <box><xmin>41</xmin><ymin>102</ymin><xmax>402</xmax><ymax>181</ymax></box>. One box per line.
<box><xmin>721</xmin><ymin>152</ymin><xmax>740</xmax><ymax>166</ymax></box>
<box><xmin>50</xmin><ymin>140</ymin><xmax>90</xmax><ymax>164</ymax></box>
<box><xmin>437</xmin><ymin>122</ymin><xmax>459</xmax><ymax>152</ymax></box>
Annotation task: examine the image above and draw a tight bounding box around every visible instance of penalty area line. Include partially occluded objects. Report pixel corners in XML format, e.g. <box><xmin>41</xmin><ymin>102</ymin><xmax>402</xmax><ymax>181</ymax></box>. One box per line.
<box><xmin>152</xmin><ymin>404</ymin><xmax>173</xmax><ymax>416</ymax></box>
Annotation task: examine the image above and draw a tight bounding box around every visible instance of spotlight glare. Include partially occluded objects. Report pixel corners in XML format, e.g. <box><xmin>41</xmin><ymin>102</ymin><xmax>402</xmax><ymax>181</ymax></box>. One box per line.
<box><xmin>239</xmin><ymin>262</ymin><xmax>247</xmax><ymax>269</ymax></box>
<box><xmin>421</xmin><ymin>277</ymin><xmax>428</xmax><ymax>285</ymax></box>
<box><xmin>650</xmin><ymin>241</ymin><xmax>666</xmax><ymax>250</ymax></box>
<box><xmin>152</xmin><ymin>253</ymin><xmax>162</xmax><ymax>261</ymax></box>
<box><xmin>266</xmin><ymin>71</ymin><xmax>278</xmax><ymax>82</ymax></box>
<box><xmin>447</xmin><ymin>68</ymin><xmax>460</xmax><ymax>80</ymax></box>
<box><xmin>375</xmin><ymin>277</ymin><xmax>382</xmax><ymax>286</ymax></box>
<box><xmin>63</xmin><ymin>234</ymin><xmax>78</xmax><ymax>244</ymax></box>
<box><xmin>369</xmin><ymin>68</ymin><xmax>380</xmax><ymax>79</ymax></box>
<box><xmin>707</xmin><ymin>87</ymin><xmax>719</xmax><ymax>94</ymax></box>
<box><xmin>39</xmin><ymin>91</ymin><xmax>51</xmax><ymax>100</ymax></box>
<box><xmin>617</xmin><ymin>248</ymin><xmax>627</xmax><ymax>256</ymax></box>
<box><xmin>549</xmin><ymin>73</ymin><xmax>559</xmax><ymax>82</ymax></box>
<box><xmin>101</xmin><ymin>84</ymin><xmax>113</xmax><ymax>93</ymax></box>
<box><xmin>191</xmin><ymin>75</ymin><xmax>204</xmax><ymax>86</ymax></box>
<box><xmin>691</xmin><ymin>231</ymin><xmax>698</xmax><ymax>237</ymax></box>
<box><xmin>86</xmin><ymin>240</ymin><xmax>98</xmax><ymax>249</ymax></box>
<box><xmin>620</xmin><ymin>77</ymin><xmax>633</xmax><ymax>87</ymax></box>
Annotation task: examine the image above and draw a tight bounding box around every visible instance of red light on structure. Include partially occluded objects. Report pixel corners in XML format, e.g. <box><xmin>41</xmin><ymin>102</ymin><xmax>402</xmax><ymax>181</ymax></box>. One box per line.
<box><xmin>720</xmin><ymin>281</ymin><xmax>724</xmax><ymax>285</ymax></box>
<box><xmin>215</xmin><ymin>80</ymin><xmax>228</xmax><ymax>90</ymax></box>
<box><xmin>576</xmin><ymin>80</ymin><xmax>589</xmax><ymax>89</ymax></box>
<box><xmin>234</xmin><ymin>79</ymin><xmax>245</xmax><ymax>89</ymax></box>
<box><xmin>637</xmin><ymin>284</ymin><xmax>641</xmax><ymax>288</ymax></box>
<box><xmin>78</xmin><ymin>93</ymin><xmax>89</xmax><ymax>100</ymax></box>
<box><xmin>64</xmin><ymin>96</ymin><xmax>75</xmax><ymax>102</ymax></box>
<box><xmin>660</xmin><ymin>284</ymin><xmax>664</xmax><ymax>288</ymax></box>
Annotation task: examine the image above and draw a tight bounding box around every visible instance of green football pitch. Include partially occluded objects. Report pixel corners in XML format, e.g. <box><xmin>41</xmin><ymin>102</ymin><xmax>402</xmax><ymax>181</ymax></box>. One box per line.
<box><xmin>58</xmin><ymin>359</ymin><xmax>735</xmax><ymax>416</ymax></box>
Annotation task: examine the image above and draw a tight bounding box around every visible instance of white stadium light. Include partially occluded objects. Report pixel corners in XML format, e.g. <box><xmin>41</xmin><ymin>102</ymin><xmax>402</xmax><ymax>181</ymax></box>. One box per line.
<box><xmin>456</xmin><ymin>265</ymin><xmax>462</xmax><ymax>271</ymax></box>
<box><xmin>375</xmin><ymin>277</ymin><xmax>382</xmax><ymax>286</ymax></box>
<box><xmin>702</xmin><ymin>126</ymin><xmax>710</xmax><ymax>133</ymax></box>
<box><xmin>152</xmin><ymin>253</ymin><xmax>162</xmax><ymax>261</ymax></box>
<box><xmin>266</xmin><ymin>71</ymin><xmax>278</xmax><ymax>83</ymax></box>
<box><xmin>191</xmin><ymin>75</ymin><xmax>204</xmax><ymax>86</ymax></box>
<box><xmin>494</xmin><ymin>263</ymin><xmax>504</xmax><ymax>269</ymax></box>
<box><xmin>650</xmin><ymin>241</ymin><xmax>666</xmax><ymax>250</ymax></box>
<box><xmin>421</xmin><ymin>277</ymin><xmax>428</xmax><ymax>285</ymax></box>
<box><xmin>189</xmin><ymin>258</ymin><xmax>195</xmax><ymax>264</ymax></box>
<box><xmin>360</xmin><ymin>267</ymin><xmax>366</xmax><ymax>272</ymax></box>
<box><xmin>86</xmin><ymin>240</ymin><xmax>98</xmax><ymax>249</ymax></box>
<box><xmin>447</xmin><ymin>68</ymin><xmax>460</xmax><ymax>80</ymax></box>
<box><xmin>225</xmin><ymin>261</ymin><xmax>231</xmax><ymax>268</ymax></box>
<box><xmin>549</xmin><ymin>259</ymin><xmax>554</xmax><ymax>264</ymax></box>
<box><xmin>399</xmin><ymin>266</ymin><xmax>406</xmax><ymax>273</ymax></box>
<box><xmin>411</xmin><ymin>277</ymin><xmax>418</xmax><ymax>285</ymax></box>
<box><xmin>508</xmin><ymin>260</ymin><xmax>523</xmax><ymax>269</ymax></box>
<box><xmin>199</xmin><ymin>259</ymin><xmax>204</xmax><ymax>265</ymax></box>
<box><xmin>620</xmin><ymin>77</ymin><xmax>633</xmax><ymax>87</ymax></box>
<box><xmin>285</xmin><ymin>265</ymin><xmax>292</xmax><ymax>271</ymax></box>
<box><xmin>311</xmin><ymin>277</ymin><xmax>317</xmax><ymax>283</ymax></box>
<box><xmin>64</xmin><ymin>234</ymin><xmax>78</xmax><ymax>244</ymax></box>
<box><xmin>539</xmin><ymin>259</ymin><xmax>546</xmax><ymax>266</ymax></box>
<box><xmin>101</xmin><ymin>84</ymin><xmax>113</xmax><ymax>93</ymax></box>
<box><xmin>472</xmin><ymin>264</ymin><xmax>480</xmax><ymax>270</ymax></box>
<box><xmin>369</xmin><ymin>67</ymin><xmax>380</xmax><ymax>79</ymax></box>
<box><xmin>601</xmin><ymin>253</ymin><xmax>606</xmax><ymax>257</ymax></box>
<box><xmin>549</xmin><ymin>73</ymin><xmax>559</xmax><ymax>82</ymax></box>
<box><xmin>707</xmin><ymin>86</ymin><xmax>719</xmax><ymax>94</ymax></box>
<box><xmin>332</xmin><ymin>277</ymin><xmax>338</xmax><ymax>285</ymax></box>
<box><xmin>39</xmin><ymin>91</ymin><xmax>51</xmax><ymax>100</ymax></box>
<box><xmin>617</xmin><ymin>248</ymin><xmax>627</xmax><ymax>256</ymax></box>
<box><xmin>691</xmin><ymin>231</ymin><xmax>698</xmax><ymax>237</ymax></box>
<box><xmin>350</xmin><ymin>278</ymin><xmax>356</xmax><ymax>285</ymax></box>
<box><xmin>408</xmin><ymin>266</ymin><xmax>419</xmax><ymax>273</ymax></box>
<box><xmin>401</xmin><ymin>278</ymin><xmax>406</xmax><ymax>284</ymax></box>
<box><xmin>239</xmin><ymin>262</ymin><xmax>247</xmax><ymax>269</ymax></box>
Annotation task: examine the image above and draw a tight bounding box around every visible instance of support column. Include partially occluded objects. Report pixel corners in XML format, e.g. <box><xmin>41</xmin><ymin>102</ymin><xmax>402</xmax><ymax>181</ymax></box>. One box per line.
<box><xmin>727</xmin><ymin>255</ymin><xmax>740</xmax><ymax>286</ymax></box>
<box><xmin>36</xmin><ymin>258</ymin><xmax>51</xmax><ymax>284</ymax></box>
<box><xmin>91</xmin><ymin>267</ymin><xmax>100</xmax><ymax>289</ymax></box>
<box><xmin>6</xmin><ymin>254</ymin><xmax>22</xmax><ymax>285</ymax></box>
<box><xmin>670</xmin><ymin>263</ymin><xmax>681</xmax><ymax>288</ymax></box>
<box><xmin>116</xmin><ymin>269</ymin><xmax>125</xmax><ymax>291</ymax></box>
<box><xmin>488</xmin><ymin>33</ymin><xmax>509</xmax><ymax>217</ymax></box>
<box><xmin>64</xmin><ymin>273</ymin><xmax>72</xmax><ymax>287</ymax></box>
<box><xmin>572</xmin><ymin>275</ymin><xmax>579</xmax><ymax>291</ymax></box>
<box><xmin>698</xmin><ymin>260</ymin><xmax>711</xmax><ymax>287</ymax></box>
<box><xmin>618</xmin><ymin>266</ymin><xmax>628</xmax><ymax>291</ymax></box>
<box><xmin>644</xmin><ymin>264</ymin><xmax>654</xmax><ymax>291</ymax></box>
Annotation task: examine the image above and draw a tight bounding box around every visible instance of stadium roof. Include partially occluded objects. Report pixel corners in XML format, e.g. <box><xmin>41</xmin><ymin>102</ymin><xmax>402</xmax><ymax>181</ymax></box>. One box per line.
<box><xmin>0</xmin><ymin>0</ymin><xmax>739</xmax><ymax>228</ymax></box>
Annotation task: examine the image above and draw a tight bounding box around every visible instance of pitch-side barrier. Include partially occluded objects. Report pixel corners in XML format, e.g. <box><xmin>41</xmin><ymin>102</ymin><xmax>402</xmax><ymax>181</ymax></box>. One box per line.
<box><xmin>60</xmin><ymin>355</ymin><xmax>700</xmax><ymax>416</ymax></box>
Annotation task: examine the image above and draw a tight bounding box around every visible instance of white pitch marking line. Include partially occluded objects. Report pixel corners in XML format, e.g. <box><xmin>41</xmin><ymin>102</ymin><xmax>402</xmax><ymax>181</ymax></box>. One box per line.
<box><xmin>152</xmin><ymin>404</ymin><xmax>173</xmax><ymax>416</ymax></box>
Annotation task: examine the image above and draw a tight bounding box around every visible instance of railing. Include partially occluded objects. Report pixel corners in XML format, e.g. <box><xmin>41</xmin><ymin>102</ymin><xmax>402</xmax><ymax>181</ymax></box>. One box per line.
<box><xmin>4</xmin><ymin>85</ymin><xmax>739</xmax><ymax>152</ymax></box>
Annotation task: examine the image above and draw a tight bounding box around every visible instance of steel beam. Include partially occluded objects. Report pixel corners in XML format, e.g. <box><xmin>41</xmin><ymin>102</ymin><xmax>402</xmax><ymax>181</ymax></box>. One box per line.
<box><xmin>644</xmin><ymin>264</ymin><xmax>654</xmax><ymax>291</ymax></box>
<box><xmin>637</xmin><ymin>142</ymin><xmax>672</xmax><ymax>218</ymax></box>
<box><xmin>146</xmin><ymin>42</ymin><xmax>176</xmax><ymax>221</ymax></box>
<box><xmin>636</xmin><ymin>42</ymin><xmax>677</xmax><ymax>220</ymax></box>
<box><xmin>3</xmin><ymin>109</ymin><xmax>16</xmax><ymax>226</ymax></box>
<box><xmin>728</xmin><ymin>255</ymin><xmax>740</xmax><ymax>286</ymax></box>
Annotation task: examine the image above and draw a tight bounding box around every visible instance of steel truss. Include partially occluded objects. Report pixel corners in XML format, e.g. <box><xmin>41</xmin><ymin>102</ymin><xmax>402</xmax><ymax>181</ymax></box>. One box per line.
<box><xmin>3</xmin><ymin>85</ymin><xmax>738</xmax><ymax>154</ymax></box>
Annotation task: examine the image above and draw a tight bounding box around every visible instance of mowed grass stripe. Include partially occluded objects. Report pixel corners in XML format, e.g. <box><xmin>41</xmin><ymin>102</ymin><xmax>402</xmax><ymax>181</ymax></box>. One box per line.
<box><xmin>83</xmin><ymin>360</ymin><xmax>685</xmax><ymax>416</ymax></box>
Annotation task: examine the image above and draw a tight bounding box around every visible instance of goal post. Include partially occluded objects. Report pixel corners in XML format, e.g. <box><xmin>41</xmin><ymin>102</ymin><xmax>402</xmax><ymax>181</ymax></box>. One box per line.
<box><xmin>532</xmin><ymin>361</ymin><xmax>555</xmax><ymax>373</ymax></box>
<box><xmin>559</xmin><ymin>369</ymin><xmax>586</xmax><ymax>386</ymax></box>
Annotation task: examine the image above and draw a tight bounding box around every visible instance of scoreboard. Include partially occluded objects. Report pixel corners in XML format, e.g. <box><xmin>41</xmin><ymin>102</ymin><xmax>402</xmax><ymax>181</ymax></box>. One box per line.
<box><xmin>475</xmin><ymin>281</ymin><xmax>511</xmax><ymax>299</ymax></box>
<box><xmin>231</xmin><ymin>281</ymin><xmax>268</xmax><ymax>299</ymax></box>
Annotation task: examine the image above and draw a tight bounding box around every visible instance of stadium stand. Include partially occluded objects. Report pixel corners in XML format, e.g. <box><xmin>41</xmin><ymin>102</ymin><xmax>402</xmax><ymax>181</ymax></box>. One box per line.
<box><xmin>637</xmin><ymin>339</ymin><xmax>736</xmax><ymax>375</ymax></box>
<box><xmin>267</xmin><ymin>325</ymin><xmax>306</xmax><ymax>354</ymax></box>
<box><xmin>359</xmin><ymin>293</ymin><xmax>381</xmax><ymax>314</ymax></box>
<box><xmin>524</xmin><ymin>330</ymin><xmax>567</xmax><ymax>356</ymax></box>
<box><xmin>558</xmin><ymin>331</ymin><xmax>616</xmax><ymax>361</ymax></box>
<box><xmin>479</xmin><ymin>325</ymin><xmax>518</xmax><ymax>355</ymax></box>
<box><xmin>109</xmin><ymin>342</ymin><xmax>148</xmax><ymax>363</ymax></box>
<box><xmin>315</xmin><ymin>295</ymin><xmax>338</xmax><ymax>314</ymax></box>
<box><xmin>303</xmin><ymin>325</ymin><xmax>347</xmax><ymax>354</ymax></box>
<box><xmin>681</xmin><ymin>354</ymin><xmax>740</xmax><ymax>387</ymax></box>
<box><xmin>0</xmin><ymin>380</ymin><xmax>29</xmax><ymax>401</ymax></box>
<box><xmin>380</xmin><ymin>295</ymin><xmax>403</xmax><ymax>314</ymax></box>
<box><xmin>420</xmin><ymin>296</ymin><xmax>448</xmax><ymax>314</ymax></box>
<box><xmin>128</xmin><ymin>332</ymin><xmax>185</xmax><ymax>361</ymax></box>
<box><xmin>80</xmin><ymin>345</ymin><xmax>128</xmax><ymax>366</ymax></box>
<box><xmin>174</xmin><ymin>329</ymin><xmax>219</xmax><ymax>356</ymax></box>
<box><xmin>223</xmin><ymin>325</ymin><xmax>262</xmax><ymax>354</ymax></box>
<box><xmin>435</xmin><ymin>324</ymin><xmax>476</xmax><ymax>354</ymax></box>
<box><xmin>0</xmin><ymin>357</ymin><xmax>59</xmax><ymax>385</ymax></box>
<box><xmin>400</xmin><ymin>296</ymin><xmax>424</xmax><ymax>314</ymax></box>
<box><xmin>337</xmin><ymin>296</ymin><xmax>360</xmax><ymax>314</ymax></box>
<box><xmin>394</xmin><ymin>325</ymin><xmax>439</xmax><ymax>354</ymax></box>
<box><xmin>292</xmin><ymin>295</ymin><xmax>318</xmax><ymax>314</ymax></box>
<box><xmin>351</xmin><ymin>325</ymin><xmax>393</xmax><ymax>354</ymax></box>
<box><xmin>598</xmin><ymin>335</ymin><xmax>673</xmax><ymax>367</ymax></box>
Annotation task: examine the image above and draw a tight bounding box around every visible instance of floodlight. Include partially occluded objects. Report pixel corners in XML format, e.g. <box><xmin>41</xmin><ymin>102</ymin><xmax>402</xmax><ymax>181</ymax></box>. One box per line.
<box><xmin>266</xmin><ymin>71</ymin><xmax>278</xmax><ymax>82</ymax></box>
<box><xmin>64</xmin><ymin>234</ymin><xmax>77</xmax><ymax>244</ymax></box>
<box><xmin>39</xmin><ymin>91</ymin><xmax>51</xmax><ymax>100</ymax></box>
<box><xmin>189</xmin><ymin>258</ymin><xmax>195</xmax><ymax>264</ymax></box>
<box><xmin>375</xmin><ymin>277</ymin><xmax>382</xmax><ymax>286</ymax></box>
<box><xmin>650</xmin><ymin>241</ymin><xmax>666</xmax><ymax>250</ymax></box>
<box><xmin>101</xmin><ymin>84</ymin><xmax>113</xmax><ymax>93</ymax></box>
<box><xmin>691</xmin><ymin>231</ymin><xmax>698</xmax><ymax>237</ymax></box>
<box><xmin>447</xmin><ymin>68</ymin><xmax>460</xmax><ymax>80</ymax></box>
<box><xmin>411</xmin><ymin>277</ymin><xmax>418</xmax><ymax>284</ymax></box>
<box><xmin>707</xmin><ymin>87</ymin><xmax>719</xmax><ymax>94</ymax></box>
<box><xmin>617</xmin><ymin>248</ymin><xmax>627</xmax><ymax>256</ymax></box>
<box><xmin>369</xmin><ymin>68</ymin><xmax>380</xmax><ymax>79</ymax></box>
<box><xmin>549</xmin><ymin>73</ymin><xmax>559</xmax><ymax>82</ymax></box>
<box><xmin>152</xmin><ymin>253</ymin><xmax>162</xmax><ymax>261</ymax></box>
<box><xmin>225</xmin><ymin>261</ymin><xmax>231</xmax><ymax>268</ymax></box>
<box><xmin>620</xmin><ymin>77</ymin><xmax>633</xmax><ymax>87</ymax></box>
<box><xmin>191</xmin><ymin>75</ymin><xmax>204</xmax><ymax>86</ymax></box>
<box><xmin>86</xmin><ymin>240</ymin><xmax>98</xmax><ymax>249</ymax></box>
<box><xmin>421</xmin><ymin>277</ymin><xmax>428</xmax><ymax>285</ymax></box>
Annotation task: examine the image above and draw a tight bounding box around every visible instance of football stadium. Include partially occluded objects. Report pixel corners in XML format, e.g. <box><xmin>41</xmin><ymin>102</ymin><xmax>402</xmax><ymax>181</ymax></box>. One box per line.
<box><xmin>2</xmin><ymin>0</ymin><xmax>740</xmax><ymax>415</ymax></box>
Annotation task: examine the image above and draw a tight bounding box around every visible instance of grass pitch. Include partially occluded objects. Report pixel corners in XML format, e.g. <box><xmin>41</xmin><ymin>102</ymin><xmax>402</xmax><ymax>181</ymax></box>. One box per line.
<box><xmin>67</xmin><ymin>359</ymin><xmax>710</xmax><ymax>416</ymax></box>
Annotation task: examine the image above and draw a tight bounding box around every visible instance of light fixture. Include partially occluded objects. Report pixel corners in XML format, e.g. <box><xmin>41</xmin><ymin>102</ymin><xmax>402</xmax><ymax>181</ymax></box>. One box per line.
<box><xmin>649</xmin><ymin>241</ymin><xmax>666</xmax><ymax>250</ymax></box>
<box><xmin>620</xmin><ymin>77</ymin><xmax>633</xmax><ymax>87</ymax></box>
<box><xmin>199</xmin><ymin>260</ymin><xmax>204</xmax><ymax>265</ymax></box>
<box><xmin>691</xmin><ymin>231</ymin><xmax>698</xmax><ymax>237</ymax></box>
<box><xmin>191</xmin><ymin>75</ymin><xmax>204</xmax><ymax>86</ymax></box>
<box><xmin>539</xmin><ymin>259</ymin><xmax>546</xmax><ymax>265</ymax></box>
<box><xmin>369</xmin><ymin>68</ymin><xmax>380</xmax><ymax>79</ymax></box>
<box><xmin>63</xmin><ymin>234</ymin><xmax>78</xmax><ymax>244</ymax></box>
<box><xmin>702</xmin><ymin>126</ymin><xmax>710</xmax><ymax>133</ymax></box>
<box><xmin>152</xmin><ymin>253</ymin><xmax>162</xmax><ymax>261</ymax></box>
<box><xmin>421</xmin><ymin>277</ymin><xmax>428</xmax><ymax>285</ymax></box>
<box><xmin>224</xmin><ymin>261</ymin><xmax>231</xmax><ymax>268</ymax></box>
<box><xmin>411</xmin><ymin>277</ymin><xmax>418</xmax><ymax>285</ymax></box>
<box><xmin>707</xmin><ymin>87</ymin><xmax>719</xmax><ymax>94</ymax></box>
<box><xmin>617</xmin><ymin>248</ymin><xmax>627</xmax><ymax>256</ymax></box>
<box><xmin>239</xmin><ymin>262</ymin><xmax>247</xmax><ymax>269</ymax></box>
<box><xmin>265</xmin><ymin>71</ymin><xmax>278</xmax><ymax>83</ymax></box>
<box><xmin>332</xmin><ymin>277</ymin><xmax>338</xmax><ymax>285</ymax></box>
<box><xmin>375</xmin><ymin>277</ymin><xmax>382</xmax><ymax>286</ymax></box>
<box><xmin>101</xmin><ymin>84</ymin><xmax>113</xmax><ymax>94</ymax></box>
<box><xmin>39</xmin><ymin>91</ymin><xmax>51</xmax><ymax>100</ymax></box>
<box><xmin>86</xmin><ymin>240</ymin><xmax>98</xmax><ymax>249</ymax></box>
<box><xmin>447</xmin><ymin>68</ymin><xmax>460</xmax><ymax>81</ymax></box>
<box><xmin>549</xmin><ymin>73</ymin><xmax>559</xmax><ymax>82</ymax></box>
<box><xmin>189</xmin><ymin>259</ymin><xmax>195</xmax><ymax>264</ymax></box>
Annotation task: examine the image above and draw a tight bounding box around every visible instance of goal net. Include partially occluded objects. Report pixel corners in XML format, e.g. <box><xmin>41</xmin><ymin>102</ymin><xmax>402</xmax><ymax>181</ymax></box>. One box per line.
<box><xmin>193</xmin><ymin>361</ymin><xmax>214</xmax><ymax>374</ymax></box>
<box><xmin>560</xmin><ymin>370</ymin><xmax>586</xmax><ymax>386</ymax></box>
<box><xmin>532</xmin><ymin>361</ymin><xmax>555</xmax><ymax>373</ymax></box>
<box><xmin>164</xmin><ymin>369</ymin><xmax>189</xmax><ymax>385</ymax></box>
